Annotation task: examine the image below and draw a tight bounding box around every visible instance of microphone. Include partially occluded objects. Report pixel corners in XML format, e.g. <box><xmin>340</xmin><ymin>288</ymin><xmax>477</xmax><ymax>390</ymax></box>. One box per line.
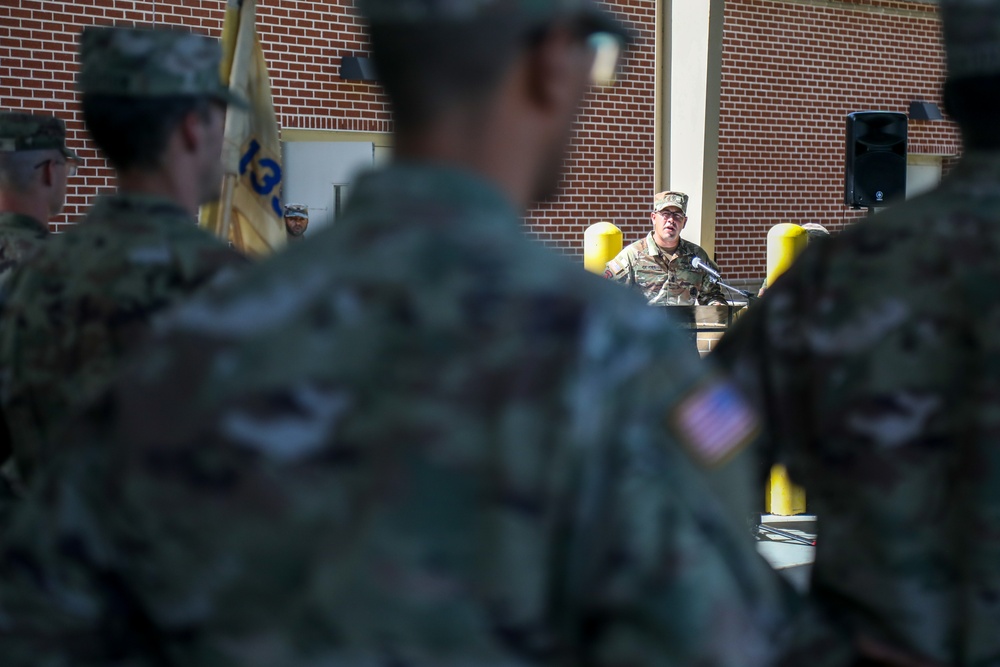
<box><xmin>691</xmin><ymin>256</ymin><xmax>722</xmax><ymax>281</ymax></box>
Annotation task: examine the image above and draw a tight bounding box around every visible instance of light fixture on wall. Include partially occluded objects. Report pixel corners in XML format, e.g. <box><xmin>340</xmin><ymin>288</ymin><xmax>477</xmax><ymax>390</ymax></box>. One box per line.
<box><xmin>908</xmin><ymin>99</ymin><xmax>943</xmax><ymax>121</ymax></box>
<box><xmin>340</xmin><ymin>56</ymin><xmax>377</xmax><ymax>82</ymax></box>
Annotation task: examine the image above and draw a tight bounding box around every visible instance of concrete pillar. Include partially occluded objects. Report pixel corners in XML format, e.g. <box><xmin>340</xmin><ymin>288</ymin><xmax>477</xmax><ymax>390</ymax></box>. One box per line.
<box><xmin>656</xmin><ymin>0</ymin><xmax>725</xmax><ymax>256</ymax></box>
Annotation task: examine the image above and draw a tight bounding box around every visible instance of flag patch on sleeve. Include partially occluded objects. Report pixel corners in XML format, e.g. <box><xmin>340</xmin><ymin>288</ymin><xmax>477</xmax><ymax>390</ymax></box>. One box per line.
<box><xmin>670</xmin><ymin>379</ymin><xmax>759</xmax><ymax>467</ymax></box>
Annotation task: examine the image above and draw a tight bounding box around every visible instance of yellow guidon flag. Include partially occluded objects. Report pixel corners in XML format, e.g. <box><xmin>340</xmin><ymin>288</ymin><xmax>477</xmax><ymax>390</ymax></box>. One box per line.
<box><xmin>200</xmin><ymin>0</ymin><xmax>286</xmax><ymax>256</ymax></box>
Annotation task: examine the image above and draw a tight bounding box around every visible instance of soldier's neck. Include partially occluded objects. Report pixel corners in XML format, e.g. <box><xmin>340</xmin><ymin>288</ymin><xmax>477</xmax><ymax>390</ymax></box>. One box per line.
<box><xmin>115</xmin><ymin>169</ymin><xmax>198</xmax><ymax>217</ymax></box>
<box><xmin>0</xmin><ymin>191</ymin><xmax>49</xmax><ymax>230</ymax></box>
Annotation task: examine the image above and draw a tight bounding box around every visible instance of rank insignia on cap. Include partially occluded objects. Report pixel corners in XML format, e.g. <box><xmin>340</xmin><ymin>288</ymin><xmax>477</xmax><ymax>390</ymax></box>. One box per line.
<box><xmin>669</xmin><ymin>379</ymin><xmax>759</xmax><ymax>467</ymax></box>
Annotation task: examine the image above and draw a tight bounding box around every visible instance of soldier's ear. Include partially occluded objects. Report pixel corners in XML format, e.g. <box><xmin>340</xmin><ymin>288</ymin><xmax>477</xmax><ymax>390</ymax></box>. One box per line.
<box><xmin>177</xmin><ymin>109</ymin><xmax>202</xmax><ymax>153</ymax></box>
<box><xmin>37</xmin><ymin>159</ymin><xmax>57</xmax><ymax>188</ymax></box>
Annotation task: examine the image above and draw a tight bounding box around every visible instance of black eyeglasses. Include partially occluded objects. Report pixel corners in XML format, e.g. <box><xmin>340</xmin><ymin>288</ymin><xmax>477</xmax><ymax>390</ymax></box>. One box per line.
<box><xmin>655</xmin><ymin>210</ymin><xmax>686</xmax><ymax>222</ymax></box>
<box><xmin>34</xmin><ymin>158</ymin><xmax>78</xmax><ymax>177</ymax></box>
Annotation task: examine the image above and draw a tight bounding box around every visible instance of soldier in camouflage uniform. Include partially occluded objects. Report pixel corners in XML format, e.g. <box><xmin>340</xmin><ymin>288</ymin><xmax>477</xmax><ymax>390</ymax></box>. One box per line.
<box><xmin>0</xmin><ymin>27</ymin><xmax>248</xmax><ymax>483</ymax></box>
<box><xmin>605</xmin><ymin>190</ymin><xmax>727</xmax><ymax>305</ymax></box>
<box><xmin>713</xmin><ymin>1</ymin><xmax>1000</xmax><ymax>664</ymax></box>
<box><xmin>0</xmin><ymin>112</ymin><xmax>79</xmax><ymax>289</ymax></box>
<box><xmin>283</xmin><ymin>202</ymin><xmax>309</xmax><ymax>240</ymax></box>
<box><xmin>0</xmin><ymin>2</ymin><xmax>853</xmax><ymax>665</ymax></box>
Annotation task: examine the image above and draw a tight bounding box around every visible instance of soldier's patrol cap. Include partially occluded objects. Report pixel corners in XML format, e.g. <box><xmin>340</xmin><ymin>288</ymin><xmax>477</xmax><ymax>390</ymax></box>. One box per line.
<box><xmin>0</xmin><ymin>111</ymin><xmax>81</xmax><ymax>161</ymax></box>
<box><xmin>283</xmin><ymin>203</ymin><xmax>309</xmax><ymax>218</ymax></box>
<box><xmin>78</xmin><ymin>26</ymin><xmax>247</xmax><ymax>108</ymax></box>
<box><xmin>940</xmin><ymin>0</ymin><xmax>1000</xmax><ymax>79</ymax></box>
<box><xmin>653</xmin><ymin>191</ymin><xmax>688</xmax><ymax>214</ymax></box>
<box><xmin>355</xmin><ymin>0</ymin><xmax>629</xmax><ymax>39</ymax></box>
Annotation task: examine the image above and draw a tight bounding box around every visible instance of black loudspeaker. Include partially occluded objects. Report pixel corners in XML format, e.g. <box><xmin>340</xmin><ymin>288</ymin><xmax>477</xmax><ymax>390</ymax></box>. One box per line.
<box><xmin>340</xmin><ymin>56</ymin><xmax>377</xmax><ymax>82</ymax></box>
<box><xmin>845</xmin><ymin>111</ymin><xmax>908</xmax><ymax>209</ymax></box>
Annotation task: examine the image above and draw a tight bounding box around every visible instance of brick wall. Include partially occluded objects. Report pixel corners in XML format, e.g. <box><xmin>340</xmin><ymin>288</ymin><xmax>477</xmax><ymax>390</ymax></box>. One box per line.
<box><xmin>1</xmin><ymin>0</ymin><xmax>959</xmax><ymax>273</ymax></box>
<box><xmin>0</xmin><ymin>0</ymin><xmax>390</xmax><ymax>232</ymax></box>
<box><xmin>0</xmin><ymin>0</ymin><xmax>654</xmax><ymax>250</ymax></box>
<box><xmin>716</xmin><ymin>0</ymin><xmax>961</xmax><ymax>281</ymax></box>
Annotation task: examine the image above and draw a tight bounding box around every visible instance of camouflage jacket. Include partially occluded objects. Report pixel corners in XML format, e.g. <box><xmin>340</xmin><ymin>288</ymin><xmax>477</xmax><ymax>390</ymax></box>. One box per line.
<box><xmin>0</xmin><ymin>212</ymin><xmax>48</xmax><ymax>291</ymax></box>
<box><xmin>713</xmin><ymin>151</ymin><xmax>1000</xmax><ymax>665</ymax></box>
<box><xmin>0</xmin><ymin>164</ymin><xmax>852</xmax><ymax>666</ymax></box>
<box><xmin>605</xmin><ymin>233</ymin><xmax>727</xmax><ymax>305</ymax></box>
<box><xmin>0</xmin><ymin>192</ymin><xmax>246</xmax><ymax>481</ymax></box>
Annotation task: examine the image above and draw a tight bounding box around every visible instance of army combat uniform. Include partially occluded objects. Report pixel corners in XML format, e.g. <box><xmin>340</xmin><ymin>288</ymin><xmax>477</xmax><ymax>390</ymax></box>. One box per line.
<box><xmin>712</xmin><ymin>2</ymin><xmax>1000</xmax><ymax>663</ymax></box>
<box><xmin>0</xmin><ymin>28</ymin><xmax>248</xmax><ymax>482</ymax></box>
<box><xmin>0</xmin><ymin>212</ymin><xmax>47</xmax><ymax>291</ymax></box>
<box><xmin>715</xmin><ymin>153</ymin><xmax>1000</xmax><ymax>665</ymax></box>
<box><xmin>0</xmin><ymin>192</ymin><xmax>246</xmax><ymax>479</ymax></box>
<box><xmin>606</xmin><ymin>233</ymin><xmax>727</xmax><ymax>305</ymax></box>
<box><xmin>0</xmin><ymin>162</ymin><xmax>851</xmax><ymax>665</ymax></box>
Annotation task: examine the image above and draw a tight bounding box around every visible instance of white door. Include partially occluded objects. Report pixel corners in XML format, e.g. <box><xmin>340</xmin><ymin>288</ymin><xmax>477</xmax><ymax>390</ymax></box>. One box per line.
<box><xmin>281</xmin><ymin>141</ymin><xmax>375</xmax><ymax>234</ymax></box>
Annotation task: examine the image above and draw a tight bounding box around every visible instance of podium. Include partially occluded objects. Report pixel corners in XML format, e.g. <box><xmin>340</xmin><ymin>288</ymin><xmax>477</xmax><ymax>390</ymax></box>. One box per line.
<box><xmin>652</xmin><ymin>304</ymin><xmax>745</xmax><ymax>357</ymax></box>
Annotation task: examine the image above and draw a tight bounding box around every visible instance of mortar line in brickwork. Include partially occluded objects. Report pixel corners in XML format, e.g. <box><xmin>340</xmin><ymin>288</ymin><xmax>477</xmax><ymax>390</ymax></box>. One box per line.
<box><xmin>754</xmin><ymin>0</ymin><xmax>937</xmax><ymax>21</ymax></box>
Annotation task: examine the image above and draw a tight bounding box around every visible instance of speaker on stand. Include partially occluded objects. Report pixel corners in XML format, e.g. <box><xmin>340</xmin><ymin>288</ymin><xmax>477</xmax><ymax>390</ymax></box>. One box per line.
<box><xmin>845</xmin><ymin>111</ymin><xmax>908</xmax><ymax>210</ymax></box>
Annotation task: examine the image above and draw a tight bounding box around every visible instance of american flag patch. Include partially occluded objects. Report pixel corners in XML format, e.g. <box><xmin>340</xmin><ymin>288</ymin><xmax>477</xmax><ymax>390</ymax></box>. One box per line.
<box><xmin>670</xmin><ymin>380</ymin><xmax>759</xmax><ymax>467</ymax></box>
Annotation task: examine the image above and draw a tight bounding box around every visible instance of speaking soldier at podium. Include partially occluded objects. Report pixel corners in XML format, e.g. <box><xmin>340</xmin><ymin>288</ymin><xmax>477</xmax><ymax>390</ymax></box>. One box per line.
<box><xmin>604</xmin><ymin>190</ymin><xmax>727</xmax><ymax>306</ymax></box>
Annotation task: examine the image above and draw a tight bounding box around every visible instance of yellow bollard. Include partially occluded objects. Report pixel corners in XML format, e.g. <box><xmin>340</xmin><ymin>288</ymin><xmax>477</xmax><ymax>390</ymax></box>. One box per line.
<box><xmin>765</xmin><ymin>223</ymin><xmax>808</xmax><ymax>289</ymax></box>
<box><xmin>765</xmin><ymin>223</ymin><xmax>809</xmax><ymax>515</ymax></box>
<box><xmin>766</xmin><ymin>464</ymin><xmax>807</xmax><ymax>516</ymax></box>
<box><xmin>584</xmin><ymin>222</ymin><xmax>623</xmax><ymax>275</ymax></box>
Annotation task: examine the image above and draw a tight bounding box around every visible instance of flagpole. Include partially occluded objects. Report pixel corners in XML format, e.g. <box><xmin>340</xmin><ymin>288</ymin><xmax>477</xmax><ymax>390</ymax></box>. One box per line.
<box><xmin>219</xmin><ymin>174</ymin><xmax>237</xmax><ymax>244</ymax></box>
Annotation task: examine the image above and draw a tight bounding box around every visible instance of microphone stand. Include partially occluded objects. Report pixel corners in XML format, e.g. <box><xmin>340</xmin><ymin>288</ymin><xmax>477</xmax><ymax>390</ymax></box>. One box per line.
<box><xmin>704</xmin><ymin>274</ymin><xmax>756</xmax><ymax>302</ymax></box>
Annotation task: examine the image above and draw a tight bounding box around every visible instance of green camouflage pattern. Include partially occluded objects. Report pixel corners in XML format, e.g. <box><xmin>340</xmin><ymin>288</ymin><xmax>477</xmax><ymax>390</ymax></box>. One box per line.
<box><xmin>0</xmin><ymin>111</ymin><xmax>80</xmax><ymax>160</ymax></box>
<box><xmin>605</xmin><ymin>233</ymin><xmax>727</xmax><ymax>306</ymax></box>
<box><xmin>713</xmin><ymin>150</ymin><xmax>1000</xmax><ymax>664</ymax></box>
<box><xmin>78</xmin><ymin>26</ymin><xmax>246</xmax><ymax>108</ymax></box>
<box><xmin>356</xmin><ymin>0</ymin><xmax>627</xmax><ymax>36</ymax></box>
<box><xmin>0</xmin><ymin>164</ymin><xmax>852</xmax><ymax>666</ymax></box>
<box><xmin>0</xmin><ymin>212</ymin><xmax>48</xmax><ymax>291</ymax></box>
<box><xmin>653</xmin><ymin>190</ymin><xmax>688</xmax><ymax>213</ymax></box>
<box><xmin>941</xmin><ymin>0</ymin><xmax>1000</xmax><ymax>79</ymax></box>
<box><xmin>0</xmin><ymin>192</ymin><xmax>247</xmax><ymax>482</ymax></box>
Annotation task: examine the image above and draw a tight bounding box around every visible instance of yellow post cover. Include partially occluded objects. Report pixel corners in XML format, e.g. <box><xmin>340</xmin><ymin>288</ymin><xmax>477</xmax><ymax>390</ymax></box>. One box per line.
<box><xmin>584</xmin><ymin>221</ymin><xmax>623</xmax><ymax>275</ymax></box>
<box><xmin>765</xmin><ymin>223</ymin><xmax>809</xmax><ymax>515</ymax></box>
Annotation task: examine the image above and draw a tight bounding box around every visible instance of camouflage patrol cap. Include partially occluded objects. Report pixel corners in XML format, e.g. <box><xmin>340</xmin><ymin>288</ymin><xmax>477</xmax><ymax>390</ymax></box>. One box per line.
<box><xmin>283</xmin><ymin>203</ymin><xmax>308</xmax><ymax>218</ymax></box>
<box><xmin>355</xmin><ymin>0</ymin><xmax>628</xmax><ymax>37</ymax></box>
<box><xmin>0</xmin><ymin>112</ymin><xmax>81</xmax><ymax>160</ymax></box>
<box><xmin>940</xmin><ymin>0</ymin><xmax>1000</xmax><ymax>79</ymax></box>
<box><xmin>78</xmin><ymin>26</ymin><xmax>247</xmax><ymax>107</ymax></box>
<box><xmin>653</xmin><ymin>191</ymin><xmax>688</xmax><ymax>214</ymax></box>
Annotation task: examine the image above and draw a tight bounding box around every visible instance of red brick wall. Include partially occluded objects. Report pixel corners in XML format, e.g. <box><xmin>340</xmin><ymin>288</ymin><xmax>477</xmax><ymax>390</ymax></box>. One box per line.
<box><xmin>0</xmin><ymin>0</ymin><xmax>653</xmax><ymax>249</ymax></box>
<box><xmin>0</xmin><ymin>0</ymin><xmax>390</xmax><ymax>232</ymax></box>
<box><xmin>717</xmin><ymin>0</ymin><xmax>961</xmax><ymax>281</ymax></box>
<box><xmin>2</xmin><ymin>0</ymin><xmax>959</xmax><ymax>272</ymax></box>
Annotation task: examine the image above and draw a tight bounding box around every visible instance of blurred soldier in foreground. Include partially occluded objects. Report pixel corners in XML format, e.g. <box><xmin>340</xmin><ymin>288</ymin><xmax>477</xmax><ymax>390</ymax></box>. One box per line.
<box><xmin>0</xmin><ymin>112</ymin><xmax>79</xmax><ymax>476</ymax></box>
<box><xmin>0</xmin><ymin>111</ymin><xmax>79</xmax><ymax>288</ymax></box>
<box><xmin>0</xmin><ymin>2</ymin><xmax>849</xmax><ymax>665</ymax></box>
<box><xmin>605</xmin><ymin>190</ymin><xmax>727</xmax><ymax>305</ymax></box>
<box><xmin>714</xmin><ymin>1</ymin><xmax>1000</xmax><ymax>664</ymax></box>
<box><xmin>283</xmin><ymin>202</ymin><xmax>309</xmax><ymax>240</ymax></box>
<box><xmin>0</xmin><ymin>27</ymin><xmax>247</xmax><ymax>483</ymax></box>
